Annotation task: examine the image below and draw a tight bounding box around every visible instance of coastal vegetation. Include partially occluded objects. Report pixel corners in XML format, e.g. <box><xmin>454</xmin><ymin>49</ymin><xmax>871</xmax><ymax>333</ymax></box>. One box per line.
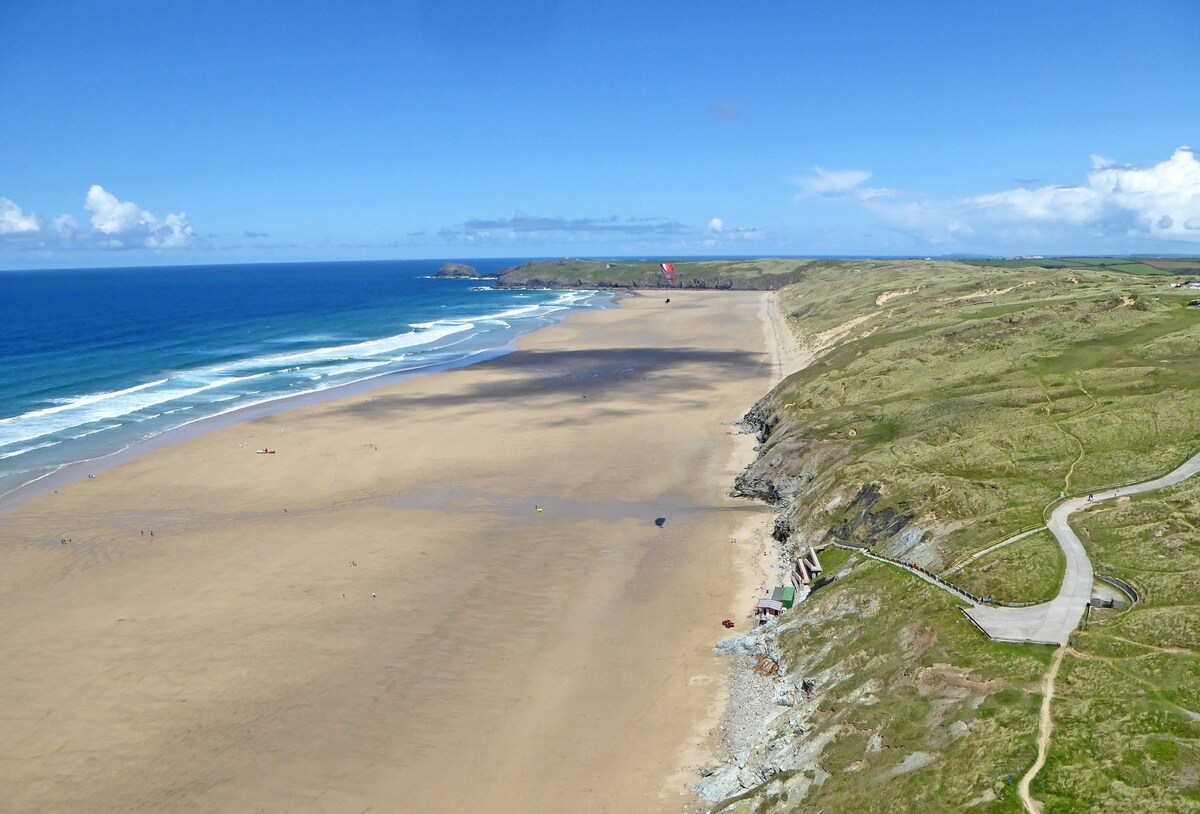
<box><xmin>494</xmin><ymin>255</ymin><xmax>1200</xmax><ymax>289</ymax></box>
<box><xmin>712</xmin><ymin>553</ymin><xmax>1052</xmax><ymax>813</ymax></box>
<box><xmin>1036</xmin><ymin>479</ymin><xmax>1200</xmax><ymax>811</ymax></box>
<box><xmin>738</xmin><ymin>259</ymin><xmax>1200</xmax><ymax>567</ymax></box>
<box><xmin>961</xmin><ymin>256</ymin><xmax>1200</xmax><ymax>277</ymax></box>
<box><xmin>591</xmin><ymin>256</ymin><xmax>1200</xmax><ymax>811</ymax></box>
<box><xmin>952</xmin><ymin>530</ymin><xmax>1065</xmax><ymax>605</ymax></box>
<box><xmin>495</xmin><ymin>257</ymin><xmax>810</xmax><ymax>289</ymax></box>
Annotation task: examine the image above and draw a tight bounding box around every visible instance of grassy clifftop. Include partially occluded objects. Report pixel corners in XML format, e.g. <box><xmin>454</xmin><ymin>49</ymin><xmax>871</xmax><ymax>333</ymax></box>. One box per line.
<box><xmin>495</xmin><ymin>255</ymin><xmax>1200</xmax><ymax>290</ymax></box>
<box><xmin>711</xmin><ymin>260</ymin><xmax>1200</xmax><ymax>811</ymax></box>
<box><xmin>739</xmin><ymin>260</ymin><xmax>1200</xmax><ymax>567</ymax></box>
<box><xmin>496</xmin><ymin>258</ymin><xmax>813</xmax><ymax>289</ymax></box>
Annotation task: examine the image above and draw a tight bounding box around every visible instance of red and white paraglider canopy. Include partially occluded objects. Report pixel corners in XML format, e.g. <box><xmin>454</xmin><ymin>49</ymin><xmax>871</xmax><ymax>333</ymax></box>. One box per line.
<box><xmin>661</xmin><ymin>262</ymin><xmax>675</xmax><ymax>283</ymax></box>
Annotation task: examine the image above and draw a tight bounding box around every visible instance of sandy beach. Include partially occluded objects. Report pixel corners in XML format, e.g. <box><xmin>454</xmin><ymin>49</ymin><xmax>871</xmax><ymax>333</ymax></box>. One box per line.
<box><xmin>0</xmin><ymin>291</ymin><xmax>780</xmax><ymax>813</ymax></box>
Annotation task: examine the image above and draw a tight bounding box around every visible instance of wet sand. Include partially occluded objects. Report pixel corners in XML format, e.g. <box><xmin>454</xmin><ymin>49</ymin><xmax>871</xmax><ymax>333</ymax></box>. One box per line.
<box><xmin>0</xmin><ymin>291</ymin><xmax>777</xmax><ymax>813</ymax></box>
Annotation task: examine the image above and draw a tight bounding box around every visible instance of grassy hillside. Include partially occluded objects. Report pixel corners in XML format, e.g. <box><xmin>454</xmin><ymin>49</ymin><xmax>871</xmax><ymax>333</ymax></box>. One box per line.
<box><xmin>1034</xmin><ymin>480</ymin><xmax>1200</xmax><ymax>812</ymax></box>
<box><xmin>952</xmin><ymin>530</ymin><xmax>1065</xmax><ymax>605</ymax></box>
<box><xmin>495</xmin><ymin>257</ymin><xmax>813</xmax><ymax>289</ymax></box>
<box><xmin>711</xmin><ymin>259</ymin><xmax>1200</xmax><ymax>811</ymax></box>
<box><xmin>495</xmin><ymin>256</ymin><xmax>1200</xmax><ymax>290</ymax></box>
<box><xmin>715</xmin><ymin>548</ymin><xmax>1050</xmax><ymax>814</ymax></box>
<box><xmin>962</xmin><ymin>256</ymin><xmax>1200</xmax><ymax>276</ymax></box>
<box><xmin>738</xmin><ymin>260</ymin><xmax>1200</xmax><ymax>567</ymax></box>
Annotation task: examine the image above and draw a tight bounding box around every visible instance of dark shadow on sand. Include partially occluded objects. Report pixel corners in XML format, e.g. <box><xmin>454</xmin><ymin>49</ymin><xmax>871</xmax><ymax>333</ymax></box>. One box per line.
<box><xmin>321</xmin><ymin>347</ymin><xmax>766</xmax><ymax>416</ymax></box>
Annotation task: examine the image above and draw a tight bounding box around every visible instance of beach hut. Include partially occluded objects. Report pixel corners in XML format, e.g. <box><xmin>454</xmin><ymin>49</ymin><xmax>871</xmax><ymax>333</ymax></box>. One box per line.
<box><xmin>771</xmin><ymin>586</ymin><xmax>796</xmax><ymax>609</ymax></box>
<box><xmin>755</xmin><ymin>598</ymin><xmax>785</xmax><ymax>622</ymax></box>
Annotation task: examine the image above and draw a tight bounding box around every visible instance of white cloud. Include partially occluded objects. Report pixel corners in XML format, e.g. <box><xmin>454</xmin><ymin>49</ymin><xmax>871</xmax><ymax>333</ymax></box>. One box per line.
<box><xmin>794</xmin><ymin>167</ymin><xmax>896</xmax><ymax>201</ymax></box>
<box><xmin>0</xmin><ymin>186</ymin><xmax>198</xmax><ymax>252</ymax></box>
<box><xmin>1088</xmin><ymin>147</ymin><xmax>1200</xmax><ymax>239</ymax></box>
<box><xmin>709</xmin><ymin>217</ymin><xmax>723</xmax><ymax>232</ymax></box>
<box><xmin>84</xmin><ymin>185</ymin><xmax>196</xmax><ymax>247</ymax></box>
<box><xmin>85</xmin><ymin>185</ymin><xmax>144</xmax><ymax>234</ymax></box>
<box><xmin>52</xmin><ymin>214</ymin><xmax>77</xmax><ymax>237</ymax></box>
<box><xmin>841</xmin><ymin>147</ymin><xmax>1200</xmax><ymax>248</ymax></box>
<box><xmin>0</xmin><ymin>197</ymin><xmax>44</xmax><ymax>234</ymax></box>
<box><xmin>149</xmin><ymin>211</ymin><xmax>196</xmax><ymax>248</ymax></box>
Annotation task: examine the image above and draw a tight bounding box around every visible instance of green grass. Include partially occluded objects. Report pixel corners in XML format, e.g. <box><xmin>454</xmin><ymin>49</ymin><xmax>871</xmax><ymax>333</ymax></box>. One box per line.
<box><xmin>714</xmin><ymin>555</ymin><xmax>1050</xmax><ymax>813</ymax></box>
<box><xmin>952</xmin><ymin>530</ymin><xmax>1065</xmax><ymax>604</ymax></box>
<box><xmin>707</xmin><ymin>259</ymin><xmax>1200</xmax><ymax>812</ymax></box>
<box><xmin>495</xmin><ymin>257</ymin><xmax>812</xmax><ymax>289</ymax></box>
<box><xmin>961</xmin><ymin>257</ymin><xmax>1200</xmax><ymax>276</ymax></box>
<box><xmin>1025</xmin><ymin>478</ymin><xmax>1200</xmax><ymax>812</ymax></box>
<box><xmin>740</xmin><ymin>262</ymin><xmax>1200</xmax><ymax>565</ymax></box>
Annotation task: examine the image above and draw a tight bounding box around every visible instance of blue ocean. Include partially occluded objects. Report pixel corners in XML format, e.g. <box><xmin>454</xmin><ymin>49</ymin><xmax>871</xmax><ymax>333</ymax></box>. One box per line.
<box><xmin>0</xmin><ymin>259</ymin><xmax>610</xmax><ymax>497</ymax></box>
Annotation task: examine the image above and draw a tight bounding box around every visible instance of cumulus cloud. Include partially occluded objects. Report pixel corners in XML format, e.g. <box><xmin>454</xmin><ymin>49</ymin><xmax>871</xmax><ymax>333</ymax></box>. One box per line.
<box><xmin>820</xmin><ymin>147</ymin><xmax>1200</xmax><ymax>248</ymax></box>
<box><xmin>84</xmin><ymin>185</ymin><xmax>196</xmax><ymax>248</ymax></box>
<box><xmin>794</xmin><ymin>167</ymin><xmax>896</xmax><ymax>201</ymax></box>
<box><xmin>85</xmin><ymin>185</ymin><xmax>143</xmax><ymax>234</ymax></box>
<box><xmin>0</xmin><ymin>186</ymin><xmax>197</xmax><ymax>251</ymax></box>
<box><xmin>0</xmin><ymin>197</ymin><xmax>44</xmax><ymax>235</ymax></box>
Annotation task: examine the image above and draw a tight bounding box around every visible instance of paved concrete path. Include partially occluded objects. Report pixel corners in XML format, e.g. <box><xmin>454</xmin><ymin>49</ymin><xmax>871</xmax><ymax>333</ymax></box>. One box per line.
<box><xmin>967</xmin><ymin>449</ymin><xmax>1200</xmax><ymax>646</ymax></box>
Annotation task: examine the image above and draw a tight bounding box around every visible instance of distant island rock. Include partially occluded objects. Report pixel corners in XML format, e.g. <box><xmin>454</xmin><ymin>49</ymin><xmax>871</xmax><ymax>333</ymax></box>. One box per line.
<box><xmin>435</xmin><ymin>262</ymin><xmax>481</xmax><ymax>278</ymax></box>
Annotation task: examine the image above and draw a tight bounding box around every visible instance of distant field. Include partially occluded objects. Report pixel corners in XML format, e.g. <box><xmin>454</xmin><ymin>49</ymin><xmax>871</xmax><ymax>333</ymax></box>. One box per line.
<box><xmin>963</xmin><ymin>257</ymin><xmax>1200</xmax><ymax>276</ymax></box>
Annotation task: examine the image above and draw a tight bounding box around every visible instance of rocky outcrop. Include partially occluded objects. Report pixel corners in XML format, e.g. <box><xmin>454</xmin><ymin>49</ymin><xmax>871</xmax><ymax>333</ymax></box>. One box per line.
<box><xmin>435</xmin><ymin>262</ymin><xmax>482</xmax><ymax>278</ymax></box>
<box><xmin>824</xmin><ymin>483</ymin><xmax>914</xmax><ymax>547</ymax></box>
<box><xmin>695</xmin><ymin>569</ymin><xmax>874</xmax><ymax>808</ymax></box>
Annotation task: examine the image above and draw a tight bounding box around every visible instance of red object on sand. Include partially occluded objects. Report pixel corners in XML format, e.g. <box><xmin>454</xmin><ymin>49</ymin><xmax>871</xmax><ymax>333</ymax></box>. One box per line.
<box><xmin>722</xmin><ymin>619</ymin><xmax>735</xmax><ymax>628</ymax></box>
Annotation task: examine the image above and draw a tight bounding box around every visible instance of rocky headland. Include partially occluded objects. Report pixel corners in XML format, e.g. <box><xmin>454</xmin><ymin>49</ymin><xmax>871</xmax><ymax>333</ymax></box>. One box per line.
<box><xmin>435</xmin><ymin>262</ymin><xmax>487</xmax><ymax>278</ymax></box>
<box><xmin>493</xmin><ymin>258</ymin><xmax>810</xmax><ymax>291</ymax></box>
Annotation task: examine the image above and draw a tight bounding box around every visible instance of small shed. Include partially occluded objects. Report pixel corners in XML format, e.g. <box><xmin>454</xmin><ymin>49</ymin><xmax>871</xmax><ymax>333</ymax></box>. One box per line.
<box><xmin>772</xmin><ymin>585</ymin><xmax>796</xmax><ymax>609</ymax></box>
<box><xmin>755</xmin><ymin>598</ymin><xmax>785</xmax><ymax>619</ymax></box>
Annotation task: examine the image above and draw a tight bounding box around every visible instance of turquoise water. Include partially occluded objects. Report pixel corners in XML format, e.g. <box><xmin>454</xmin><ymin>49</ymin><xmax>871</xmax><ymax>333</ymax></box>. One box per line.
<box><xmin>0</xmin><ymin>259</ymin><xmax>610</xmax><ymax>496</ymax></box>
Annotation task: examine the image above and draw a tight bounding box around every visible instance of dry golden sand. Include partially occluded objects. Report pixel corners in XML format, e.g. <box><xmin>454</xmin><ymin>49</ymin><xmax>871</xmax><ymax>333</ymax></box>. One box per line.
<box><xmin>0</xmin><ymin>291</ymin><xmax>779</xmax><ymax>814</ymax></box>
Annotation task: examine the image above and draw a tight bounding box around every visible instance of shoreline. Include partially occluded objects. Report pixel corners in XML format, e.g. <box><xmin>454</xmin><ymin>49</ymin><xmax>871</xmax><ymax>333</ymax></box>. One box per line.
<box><xmin>0</xmin><ymin>290</ymin><xmax>782</xmax><ymax>813</ymax></box>
<box><xmin>0</xmin><ymin>296</ymin><xmax>616</xmax><ymax>512</ymax></box>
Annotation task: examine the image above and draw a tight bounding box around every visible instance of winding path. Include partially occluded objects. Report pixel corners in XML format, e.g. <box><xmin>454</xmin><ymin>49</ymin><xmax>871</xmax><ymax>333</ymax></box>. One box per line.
<box><xmin>966</xmin><ymin>449</ymin><xmax>1200</xmax><ymax>646</ymax></box>
<box><xmin>1018</xmin><ymin>646</ymin><xmax>1067</xmax><ymax>814</ymax></box>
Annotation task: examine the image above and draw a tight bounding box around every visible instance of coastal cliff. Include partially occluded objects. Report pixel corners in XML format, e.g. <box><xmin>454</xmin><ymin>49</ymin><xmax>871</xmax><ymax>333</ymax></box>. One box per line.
<box><xmin>696</xmin><ymin>259</ymin><xmax>1200</xmax><ymax>812</ymax></box>
<box><xmin>494</xmin><ymin>258</ymin><xmax>809</xmax><ymax>290</ymax></box>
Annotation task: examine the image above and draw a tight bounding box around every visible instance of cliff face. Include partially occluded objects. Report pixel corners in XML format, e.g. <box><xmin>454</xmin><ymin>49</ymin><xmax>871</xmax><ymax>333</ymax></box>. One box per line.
<box><xmin>734</xmin><ymin>391</ymin><xmax>915</xmax><ymax>553</ymax></box>
<box><xmin>696</xmin><ymin>389</ymin><xmax>1041</xmax><ymax>812</ymax></box>
<box><xmin>492</xmin><ymin>258</ymin><xmax>809</xmax><ymax>291</ymax></box>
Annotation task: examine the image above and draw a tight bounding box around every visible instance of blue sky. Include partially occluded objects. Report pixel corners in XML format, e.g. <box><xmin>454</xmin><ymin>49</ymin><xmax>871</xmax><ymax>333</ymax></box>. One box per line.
<box><xmin>1</xmin><ymin>1</ymin><xmax>1198</xmax><ymax>268</ymax></box>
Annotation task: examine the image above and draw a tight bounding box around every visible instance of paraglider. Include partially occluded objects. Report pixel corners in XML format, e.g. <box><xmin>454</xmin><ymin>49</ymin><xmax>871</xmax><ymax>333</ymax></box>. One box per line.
<box><xmin>661</xmin><ymin>262</ymin><xmax>675</xmax><ymax>284</ymax></box>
